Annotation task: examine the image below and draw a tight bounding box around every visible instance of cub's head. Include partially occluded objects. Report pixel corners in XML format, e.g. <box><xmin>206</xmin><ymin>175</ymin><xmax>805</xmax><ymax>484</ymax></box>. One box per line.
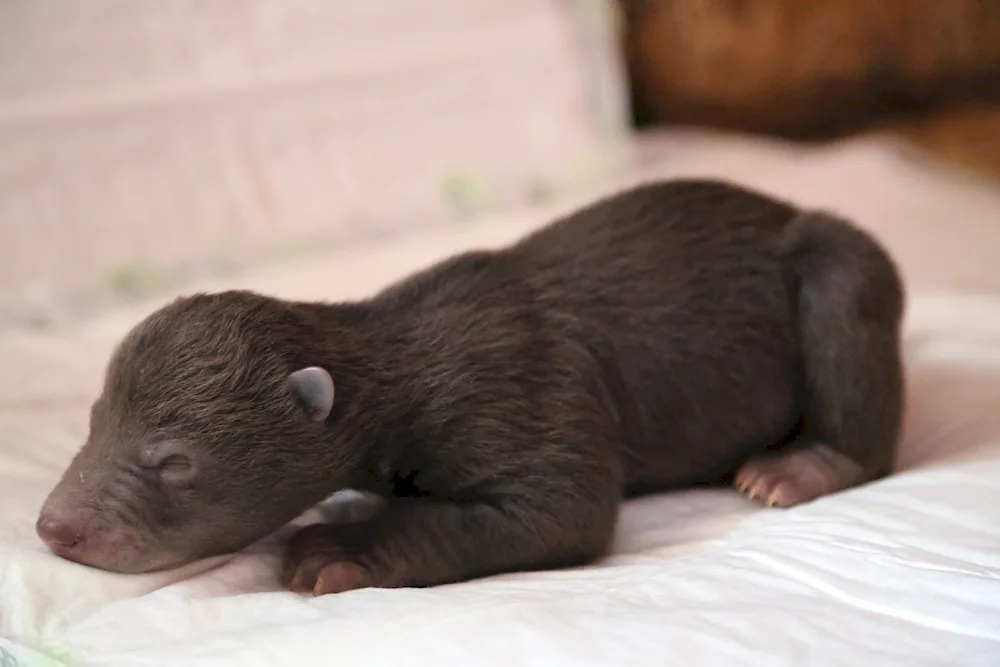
<box><xmin>36</xmin><ymin>291</ymin><xmax>349</xmax><ymax>573</ymax></box>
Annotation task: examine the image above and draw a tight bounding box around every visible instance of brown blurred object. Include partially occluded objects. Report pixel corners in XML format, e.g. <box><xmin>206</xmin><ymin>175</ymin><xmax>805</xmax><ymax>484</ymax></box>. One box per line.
<box><xmin>618</xmin><ymin>0</ymin><xmax>1000</xmax><ymax>179</ymax></box>
<box><xmin>896</xmin><ymin>105</ymin><xmax>1000</xmax><ymax>179</ymax></box>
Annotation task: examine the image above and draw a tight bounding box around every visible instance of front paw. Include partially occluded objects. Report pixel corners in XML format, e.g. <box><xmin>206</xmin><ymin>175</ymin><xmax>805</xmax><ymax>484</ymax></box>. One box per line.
<box><xmin>281</xmin><ymin>523</ymin><xmax>374</xmax><ymax>596</ymax></box>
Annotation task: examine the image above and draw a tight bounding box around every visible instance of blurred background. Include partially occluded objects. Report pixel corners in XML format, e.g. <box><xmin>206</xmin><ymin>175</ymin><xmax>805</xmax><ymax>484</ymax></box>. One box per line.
<box><xmin>2</xmin><ymin>0</ymin><xmax>1000</xmax><ymax>331</ymax></box>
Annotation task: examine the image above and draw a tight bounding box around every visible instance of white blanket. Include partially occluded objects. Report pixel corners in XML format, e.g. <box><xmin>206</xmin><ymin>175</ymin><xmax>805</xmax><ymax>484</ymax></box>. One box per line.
<box><xmin>2</xmin><ymin>289</ymin><xmax>999</xmax><ymax>667</ymax></box>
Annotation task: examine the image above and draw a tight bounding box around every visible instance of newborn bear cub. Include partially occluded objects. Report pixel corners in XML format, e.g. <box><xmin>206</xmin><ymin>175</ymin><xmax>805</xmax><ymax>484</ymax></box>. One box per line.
<box><xmin>37</xmin><ymin>179</ymin><xmax>905</xmax><ymax>595</ymax></box>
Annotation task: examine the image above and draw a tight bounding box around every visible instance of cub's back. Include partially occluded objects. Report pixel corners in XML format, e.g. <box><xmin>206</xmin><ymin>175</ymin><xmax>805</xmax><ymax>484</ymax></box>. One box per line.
<box><xmin>513</xmin><ymin>179</ymin><xmax>799</xmax><ymax>315</ymax></box>
<box><xmin>513</xmin><ymin>180</ymin><xmax>805</xmax><ymax>490</ymax></box>
<box><xmin>374</xmin><ymin>180</ymin><xmax>807</xmax><ymax>491</ymax></box>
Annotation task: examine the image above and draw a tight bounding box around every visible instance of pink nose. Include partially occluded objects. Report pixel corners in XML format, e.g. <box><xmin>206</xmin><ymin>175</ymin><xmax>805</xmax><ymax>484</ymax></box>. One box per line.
<box><xmin>36</xmin><ymin>512</ymin><xmax>87</xmax><ymax>552</ymax></box>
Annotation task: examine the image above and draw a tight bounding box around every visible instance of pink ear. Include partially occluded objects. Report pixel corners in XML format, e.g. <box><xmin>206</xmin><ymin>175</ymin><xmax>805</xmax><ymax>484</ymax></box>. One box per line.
<box><xmin>287</xmin><ymin>366</ymin><xmax>335</xmax><ymax>422</ymax></box>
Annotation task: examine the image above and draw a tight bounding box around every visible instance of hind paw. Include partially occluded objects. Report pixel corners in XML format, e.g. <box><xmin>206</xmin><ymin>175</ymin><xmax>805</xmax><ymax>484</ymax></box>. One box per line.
<box><xmin>735</xmin><ymin>443</ymin><xmax>864</xmax><ymax>508</ymax></box>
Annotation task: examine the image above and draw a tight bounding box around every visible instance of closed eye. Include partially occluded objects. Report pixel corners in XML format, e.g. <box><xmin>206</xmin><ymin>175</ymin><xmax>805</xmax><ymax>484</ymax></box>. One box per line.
<box><xmin>157</xmin><ymin>453</ymin><xmax>196</xmax><ymax>487</ymax></box>
<box><xmin>137</xmin><ymin>444</ymin><xmax>198</xmax><ymax>486</ymax></box>
<box><xmin>159</xmin><ymin>454</ymin><xmax>192</xmax><ymax>473</ymax></box>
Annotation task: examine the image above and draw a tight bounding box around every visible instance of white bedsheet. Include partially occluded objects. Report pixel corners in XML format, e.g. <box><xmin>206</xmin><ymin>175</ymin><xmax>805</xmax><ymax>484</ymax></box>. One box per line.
<box><xmin>1</xmin><ymin>289</ymin><xmax>998</xmax><ymax>667</ymax></box>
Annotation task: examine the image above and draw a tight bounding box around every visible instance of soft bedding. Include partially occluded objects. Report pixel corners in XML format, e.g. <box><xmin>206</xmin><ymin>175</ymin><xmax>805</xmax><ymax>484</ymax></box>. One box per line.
<box><xmin>2</xmin><ymin>137</ymin><xmax>1000</xmax><ymax>666</ymax></box>
<box><xmin>2</xmin><ymin>295</ymin><xmax>999</xmax><ymax>667</ymax></box>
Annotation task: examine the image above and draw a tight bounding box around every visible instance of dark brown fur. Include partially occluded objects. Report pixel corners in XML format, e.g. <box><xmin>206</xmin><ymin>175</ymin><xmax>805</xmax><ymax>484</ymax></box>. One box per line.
<box><xmin>37</xmin><ymin>179</ymin><xmax>905</xmax><ymax>594</ymax></box>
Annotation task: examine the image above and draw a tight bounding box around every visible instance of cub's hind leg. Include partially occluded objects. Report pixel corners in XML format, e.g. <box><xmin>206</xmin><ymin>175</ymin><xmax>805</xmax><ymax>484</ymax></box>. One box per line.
<box><xmin>737</xmin><ymin>212</ymin><xmax>905</xmax><ymax>507</ymax></box>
